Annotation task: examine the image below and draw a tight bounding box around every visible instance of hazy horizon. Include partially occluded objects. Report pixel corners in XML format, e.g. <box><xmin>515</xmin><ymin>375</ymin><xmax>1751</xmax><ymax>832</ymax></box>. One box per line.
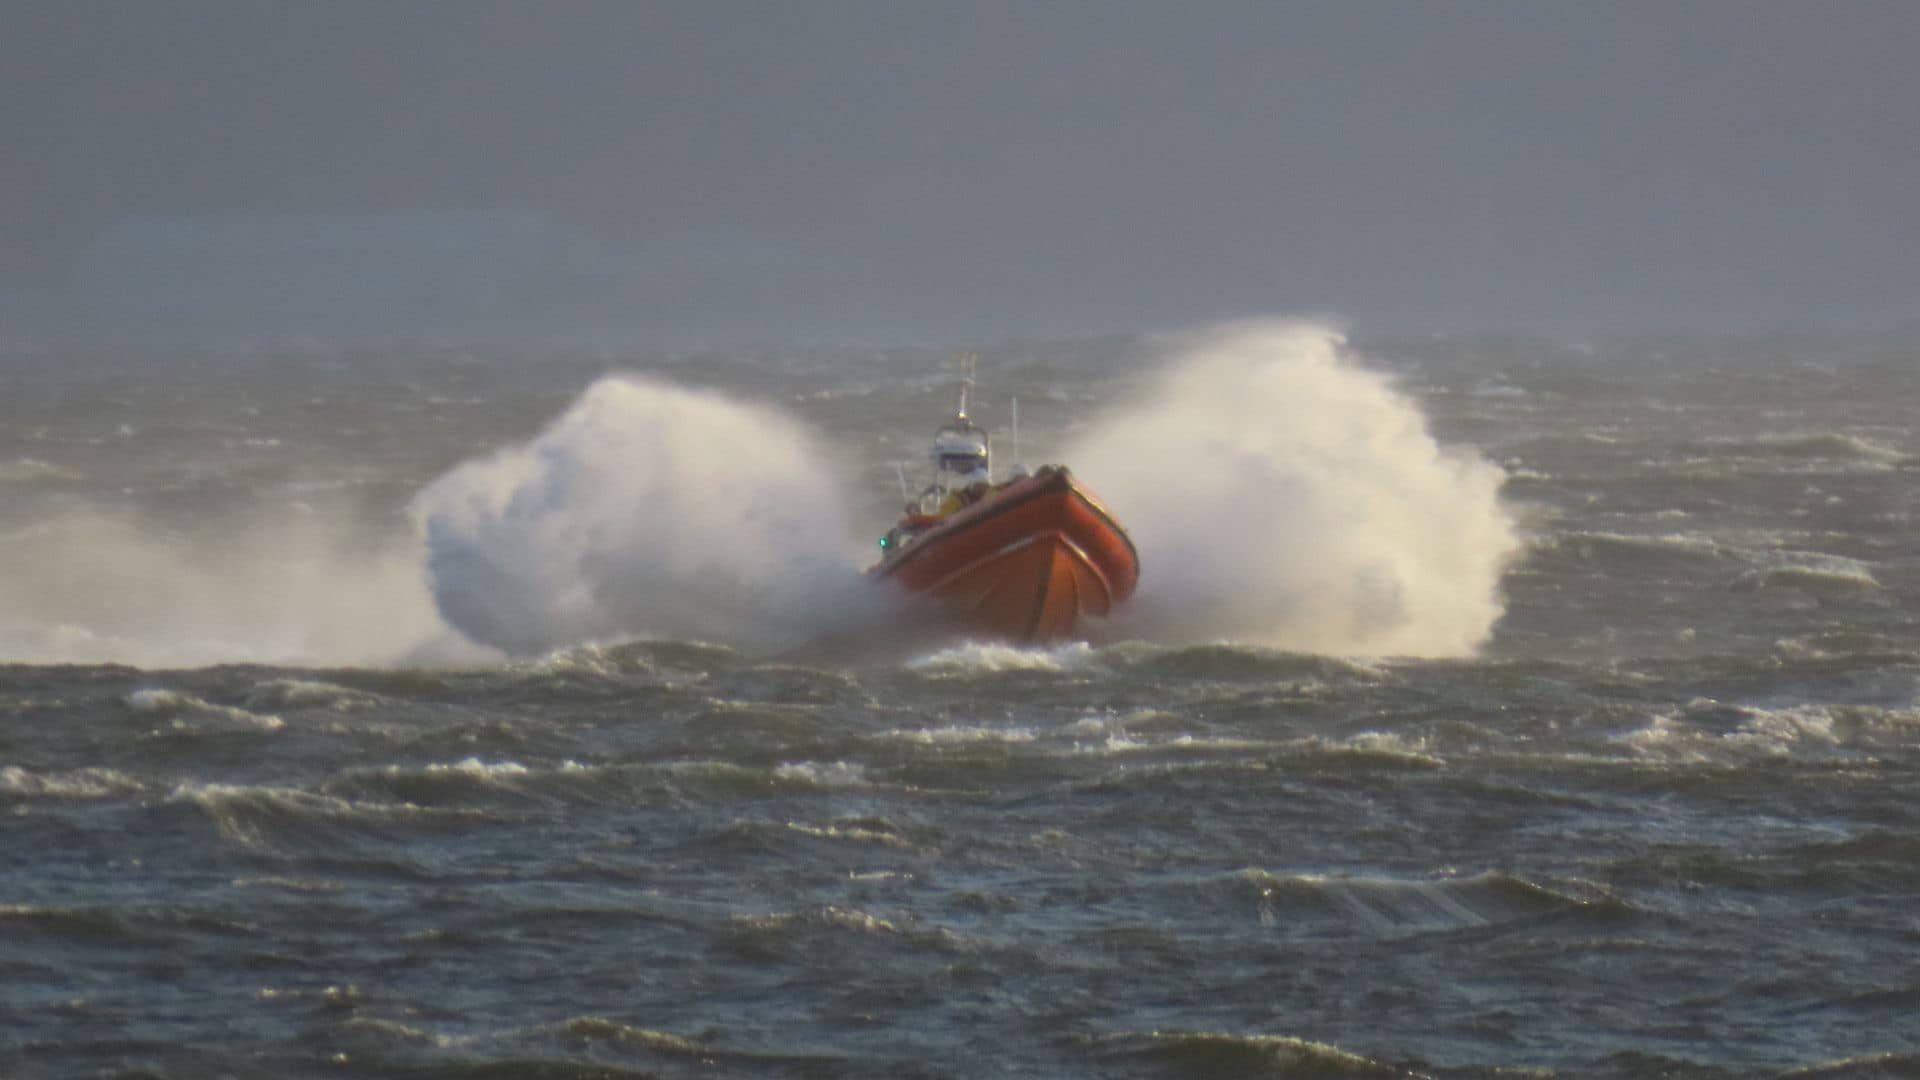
<box><xmin>6</xmin><ymin>1</ymin><xmax>1917</xmax><ymax>345</ymax></box>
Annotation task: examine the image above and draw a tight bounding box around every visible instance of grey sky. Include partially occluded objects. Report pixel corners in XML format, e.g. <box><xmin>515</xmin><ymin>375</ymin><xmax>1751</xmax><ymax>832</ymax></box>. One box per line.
<box><xmin>5</xmin><ymin>1</ymin><xmax>1917</xmax><ymax>342</ymax></box>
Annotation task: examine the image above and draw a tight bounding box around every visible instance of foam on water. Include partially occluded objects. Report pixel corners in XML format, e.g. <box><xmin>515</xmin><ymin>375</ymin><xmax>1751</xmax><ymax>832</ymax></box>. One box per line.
<box><xmin>124</xmin><ymin>687</ymin><xmax>285</xmax><ymax>731</ymax></box>
<box><xmin>881</xmin><ymin>723</ymin><xmax>1038</xmax><ymax>744</ymax></box>
<box><xmin>1735</xmin><ymin>551</ymin><xmax>1882</xmax><ymax>595</ymax></box>
<box><xmin>1321</xmin><ymin>730</ymin><xmax>1446</xmax><ymax>767</ymax></box>
<box><xmin>1614</xmin><ymin>701</ymin><xmax>1854</xmax><ymax>763</ymax></box>
<box><xmin>242</xmin><ymin>678</ymin><xmax>385</xmax><ymax>712</ymax></box>
<box><xmin>905</xmin><ymin>640</ymin><xmax>1099</xmax><ymax>674</ymax></box>
<box><xmin>0</xmin><ymin>765</ymin><xmax>144</xmax><ymax>799</ymax></box>
<box><xmin>424</xmin><ymin>757</ymin><xmax>532</xmax><ymax>778</ymax></box>
<box><xmin>772</xmin><ymin>760</ymin><xmax>871</xmax><ymax>788</ymax></box>
<box><xmin>782</xmin><ymin>821</ymin><xmax>917</xmax><ymax>849</ymax></box>
<box><xmin>1068</xmin><ymin>321</ymin><xmax>1520</xmax><ymax>656</ymax></box>
<box><xmin>412</xmin><ymin>375</ymin><xmax>868</xmax><ymax>655</ymax></box>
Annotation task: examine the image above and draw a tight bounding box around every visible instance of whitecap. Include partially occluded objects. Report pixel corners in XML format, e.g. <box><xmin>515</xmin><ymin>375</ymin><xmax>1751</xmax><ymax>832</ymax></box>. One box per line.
<box><xmin>772</xmin><ymin>761</ymin><xmax>870</xmax><ymax>788</ymax></box>
<box><xmin>125</xmin><ymin>688</ymin><xmax>284</xmax><ymax>731</ymax></box>
<box><xmin>1615</xmin><ymin>701</ymin><xmax>1848</xmax><ymax>763</ymax></box>
<box><xmin>243</xmin><ymin>679</ymin><xmax>382</xmax><ymax>711</ymax></box>
<box><xmin>906</xmin><ymin>640</ymin><xmax>1096</xmax><ymax>674</ymax></box>
<box><xmin>0</xmin><ymin>766</ymin><xmax>144</xmax><ymax>799</ymax></box>
<box><xmin>882</xmin><ymin>724</ymin><xmax>1037</xmax><ymax>744</ymax></box>
<box><xmin>424</xmin><ymin>757</ymin><xmax>532</xmax><ymax>778</ymax></box>
<box><xmin>784</xmin><ymin>821</ymin><xmax>914</xmax><ymax>848</ymax></box>
<box><xmin>1327</xmin><ymin>730</ymin><xmax>1446</xmax><ymax>766</ymax></box>
<box><xmin>732</xmin><ymin>906</ymin><xmax>898</xmax><ymax>934</ymax></box>
<box><xmin>1732</xmin><ymin>551</ymin><xmax>1881</xmax><ymax>595</ymax></box>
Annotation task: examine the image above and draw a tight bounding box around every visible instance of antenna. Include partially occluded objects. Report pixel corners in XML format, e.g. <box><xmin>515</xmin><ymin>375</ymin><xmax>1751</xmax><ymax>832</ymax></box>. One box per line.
<box><xmin>1011</xmin><ymin>397</ymin><xmax>1020</xmax><ymax>468</ymax></box>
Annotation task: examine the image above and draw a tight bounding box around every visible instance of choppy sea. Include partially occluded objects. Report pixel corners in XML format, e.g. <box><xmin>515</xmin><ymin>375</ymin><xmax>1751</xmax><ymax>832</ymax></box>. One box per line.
<box><xmin>4</xmin><ymin>330</ymin><xmax>1919</xmax><ymax>1077</ymax></box>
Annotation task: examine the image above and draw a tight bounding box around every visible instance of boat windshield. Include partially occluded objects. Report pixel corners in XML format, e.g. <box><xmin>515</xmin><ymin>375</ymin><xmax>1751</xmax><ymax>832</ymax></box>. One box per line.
<box><xmin>932</xmin><ymin>422</ymin><xmax>989</xmax><ymax>476</ymax></box>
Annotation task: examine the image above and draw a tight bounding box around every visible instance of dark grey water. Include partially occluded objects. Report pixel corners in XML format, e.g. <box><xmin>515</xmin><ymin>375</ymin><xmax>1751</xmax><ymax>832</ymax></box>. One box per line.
<box><xmin>4</xmin><ymin>334</ymin><xmax>1920</xmax><ymax>1077</ymax></box>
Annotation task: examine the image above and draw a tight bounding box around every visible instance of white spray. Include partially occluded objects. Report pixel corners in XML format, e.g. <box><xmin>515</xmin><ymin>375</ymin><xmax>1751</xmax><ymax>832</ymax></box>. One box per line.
<box><xmin>0</xmin><ymin>507</ymin><xmax>457</xmax><ymax>668</ymax></box>
<box><xmin>0</xmin><ymin>327</ymin><xmax>1514</xmax><ymax>668</ymax></box>
<box><xmin>1067</xmin><ymin>321</ymin><xmax>1519</xmax><ymax>657</ymax></box>
<box><xmin>411</xmin><ymin>375</ymin><xmax>868</xmax><ymax>654</ymax></box>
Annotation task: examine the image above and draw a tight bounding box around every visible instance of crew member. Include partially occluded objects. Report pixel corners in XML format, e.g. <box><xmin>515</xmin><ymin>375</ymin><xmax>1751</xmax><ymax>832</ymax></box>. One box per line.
<box><xmin>937</xmin><ymin>464</ymin><xmax>993</xmax><ymax>516</ymax></box>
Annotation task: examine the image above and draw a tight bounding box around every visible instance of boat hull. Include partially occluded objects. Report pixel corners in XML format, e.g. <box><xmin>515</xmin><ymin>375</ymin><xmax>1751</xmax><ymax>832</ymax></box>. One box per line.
<box><xmin>870</xmin><ymin>466</ymin><xmax>1138</xmax><ymax>643</ymax></box>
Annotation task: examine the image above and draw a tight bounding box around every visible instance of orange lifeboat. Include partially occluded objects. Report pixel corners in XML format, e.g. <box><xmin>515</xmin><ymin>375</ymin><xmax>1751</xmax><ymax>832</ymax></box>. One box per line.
<box><xmin>871</xmin><ymin>465</ymin><xmax>1139</xmax><ymax>643</ymax></box>
<box><xmin>869</xmin><ymin>361</ymin><xmax>1138</xmax><ymax>643</ymax></box>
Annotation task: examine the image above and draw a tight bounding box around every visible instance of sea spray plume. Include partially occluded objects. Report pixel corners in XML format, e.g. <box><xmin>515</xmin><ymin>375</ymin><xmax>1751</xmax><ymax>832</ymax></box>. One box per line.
<box><xmin>0</xmin><ymin>506</ymin><xmax>452</xmax><ymax>668</ymax></box>
<box><xmin>412</xmin><ymin>375</ymin><xmax>865</xmax><ymax>654</ymax></box>
<box><xmin>1067</xmin><ymin>321</ymin><xmax>1518</xmax><ymax>656</ymax></box>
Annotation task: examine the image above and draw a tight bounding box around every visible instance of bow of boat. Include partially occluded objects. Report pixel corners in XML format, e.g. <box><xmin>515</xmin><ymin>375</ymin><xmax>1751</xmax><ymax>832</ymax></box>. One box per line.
<box><xmin>871</xmin><ymin>466</ymin><xmax>1138</xmax><ymax>642</ymax></box>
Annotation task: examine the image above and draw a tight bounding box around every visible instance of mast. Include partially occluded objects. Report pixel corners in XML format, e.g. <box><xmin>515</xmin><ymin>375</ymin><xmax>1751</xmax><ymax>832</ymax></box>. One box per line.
<box><xmin>952</xmin><ymin>350</ymin><xmax>977</xmax><ymax>421</ymax></box>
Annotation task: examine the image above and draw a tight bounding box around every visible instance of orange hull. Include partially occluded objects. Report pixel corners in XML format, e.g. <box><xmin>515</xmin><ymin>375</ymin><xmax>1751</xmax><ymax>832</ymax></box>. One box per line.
<box><xmin>871</xmin><ymin>466</ymin><xmax>1139</xmax><ymax>643</ymax></box>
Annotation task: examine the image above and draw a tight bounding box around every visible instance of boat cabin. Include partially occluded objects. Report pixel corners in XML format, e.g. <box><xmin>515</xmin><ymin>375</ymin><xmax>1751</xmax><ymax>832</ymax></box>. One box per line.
<box><xmin>925</xmin><ymin>419</ymin><xmax>991</xmax><ymax>509</ymax></box>
<box><xmin>876</xmin><ymin>415</ymin><xmax>996</xmax><ymax>557</ymax></box>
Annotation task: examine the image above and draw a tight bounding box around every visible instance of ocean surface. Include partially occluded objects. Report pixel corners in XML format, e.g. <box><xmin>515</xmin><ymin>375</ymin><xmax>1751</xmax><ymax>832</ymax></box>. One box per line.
<box><xmin>4</xmin><ymin>330</ymin><xmax>1920</xmax><ymax>1078</ymax></box>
